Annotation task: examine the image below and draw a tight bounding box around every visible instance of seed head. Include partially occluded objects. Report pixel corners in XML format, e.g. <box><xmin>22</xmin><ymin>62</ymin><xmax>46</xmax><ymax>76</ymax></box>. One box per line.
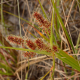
<box><xmin>35</xmin><ymin>38</ymin><xmax>45</xmax><ymax>50</ymax></box>
<box><xmin>33</xmin><ymin>12</ymin><xmax>51</xmax><ymax>28</ymax></box>
<box><xmin>26</xmin><ymin>40</ymin><xmax>36</xmax><ymax>50</ymax></box>
<box><xmin>35</xmin><ymin>38</ymin><xmax>51</xmax><ymax>52</ymax></box>
<box><xmin>52</xmin><ymin>45</ymin><xmax>58</xmax><ymax>52</ymax></box>
<box><xmin>7</xmin><ymin>35</ymin><xmax>24</xmax><ymax>45</ymax></box>
<box><xmin>24</xmin><ymin>52</ymin><xmax>36</xmax><ymax>58</ymax></box>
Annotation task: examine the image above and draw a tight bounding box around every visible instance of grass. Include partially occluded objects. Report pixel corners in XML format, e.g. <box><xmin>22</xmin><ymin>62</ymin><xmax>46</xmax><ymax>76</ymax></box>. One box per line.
<box><xmin>0</xmin><ymin>0</ymin><xmax>80</xmax><ymax>80</ymax></box>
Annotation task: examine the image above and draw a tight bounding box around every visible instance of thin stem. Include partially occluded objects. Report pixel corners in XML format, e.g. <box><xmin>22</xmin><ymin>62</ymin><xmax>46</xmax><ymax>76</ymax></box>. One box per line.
<box><xmin>52</xmin><ymin>54</ymin><xmax>55</xmax><ymax>80</ymax></box>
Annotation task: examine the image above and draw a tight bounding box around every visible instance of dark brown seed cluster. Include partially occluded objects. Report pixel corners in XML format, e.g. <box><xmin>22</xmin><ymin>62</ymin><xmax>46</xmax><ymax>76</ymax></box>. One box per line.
<box><xmin>24</xmin><ymin>52</ymin><xmax>36</xmax><ymax>58</ymax></box>
<box><xmin>33</xmin><ymin>12</ymin><xmax>51</xmax><ymax>28</ymax></box>
<box><xmin>7</xmin><ymin>36</ymin><xmax>24</xmax><ymax>45</ymax></box>
<box><xmin>35</xmin><ymin>38</ymin><xmax>45</xmax><ymax>50</ymax></box>
<box><xmin>52</xmin><ymin>45</ymin><xmax>58</xmax><ymax>52</ymax></box>
<box><xmin>26</xmin><ymin>40</ymin><xmax>36</xmax><ymax>50</ymax></box>
<box><xmin>45</xmin><ymin>47</ymin><xmax>52</xmax><ymax>52</ymax></box>
<box><xmin>35</xmin><ymin>38</ymin><xmax>51</xmax><ymax>52</ymax></box>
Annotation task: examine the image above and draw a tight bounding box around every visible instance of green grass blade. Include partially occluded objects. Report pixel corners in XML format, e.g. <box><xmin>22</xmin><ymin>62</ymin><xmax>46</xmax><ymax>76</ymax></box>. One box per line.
<box><xmin>55</xmin><ymin>49</ymin><xmax>80</xmax><ymax>72</ymax></box>
<box><xmin>50</xmin><ymin>10</ymin><xmax>54</xmax><ymax>48</ymax></box>
<box><xmin>0</xmin><ymin>46</ymin><xmax>51</xmax><ymax>56</ymax></box>
<box><xmin>51</xmin><ymin>0</ymin><xmax>75</xmax><ymax>53</ymax></box>
<box><xmin>0</xmin><ymin>53</ymin><xmax>15</xmax><ymax>71</ymax></box>
<box><xmin>38</xmin><ymin>0</ymin><xmax>47</xmax><ymax>19</ymax></box>
<box><xmin>17</xmin><ymin>0</ymin><xmax>21</xmax><ymax>36</ymax></box>
<box><xmin>0</xmin><ymin>53</ymin><xmax>5</xmax><ymax>60</ymax></box>
<box><xmin>0</xmin><ymin>62</ymin><xmax>13</xmax><ymax>72</ymax></box>
<box><xmin>54</xmin><ymin>15</ymin><xmax>60</xmax><ymax>41</ymax></box>
<box><xmin>50</xmin><ymin>2</ymin><xmax>58</xmax><ymax>47</ymax></box>
<box><xmin>75</xmin><ymin>33</ymin><xmax>80</xmax><ymax>53</ymax></box>
<box><xmin>54</xmin><ymin>0</ymin><xmax>60</xmax><ymax>40</ymax></box>
<box><xmin>56</xmin><ymin>0</ymin><xmax>60</xmax><ymax>34</ymax></box>
<box><xmin>25</xmin><ymin>72</ymin><xmax>28</xmax><ymax>80</ymax></box>
<box><xmin>0</xmin><ymin>70</ymin><xmax>13</xmax><ymax>75</ymax></box>
<box><xmin>1</xmin><ymin>0</ymin><xmax>4</xmax><ymax>26</ymax></box>
<box><xmin>50</xmin><ymin>9</ymin><xmax>58</xmax><ymax>47</ymax></box>
<box><xmin>0</xmin><ymin>53</ymin><xmax>9</xmax><ymax>66</ymax></box>
<box><xmin>1</xmin><ymin>46</ymin><xmax>80</xmax><ymax>72</ymax></box>
<box><xmin>0</xmin><ymin>2</ymin><xmax>9</xmax><ymax>30</ymax></box>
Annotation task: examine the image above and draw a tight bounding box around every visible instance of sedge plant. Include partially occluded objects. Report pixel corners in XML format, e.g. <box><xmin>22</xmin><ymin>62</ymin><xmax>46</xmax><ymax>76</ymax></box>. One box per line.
<box><xmin>0</xmin><ymin>0</ymin><xmax>80</xmax><ymax>80</ymax></box>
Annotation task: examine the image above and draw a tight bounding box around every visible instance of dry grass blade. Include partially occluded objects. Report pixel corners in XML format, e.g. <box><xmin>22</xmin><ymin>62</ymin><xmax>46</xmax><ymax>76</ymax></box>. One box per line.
<box><xmin>14</xmin><ymin>57</ymin><xmax>51</xmax><ymax>74</ymax></box>
<box><xmin>0</xmin><ymin>74</ymin><xmax>4</xmax><ymax>80</ymax></box>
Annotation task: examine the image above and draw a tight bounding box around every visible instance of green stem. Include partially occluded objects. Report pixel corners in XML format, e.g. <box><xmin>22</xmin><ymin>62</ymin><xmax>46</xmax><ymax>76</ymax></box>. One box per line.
<box><xmin>52</xmin><ymin>54</ymin><xmax>55</xmax><ymax>79</ymax></box>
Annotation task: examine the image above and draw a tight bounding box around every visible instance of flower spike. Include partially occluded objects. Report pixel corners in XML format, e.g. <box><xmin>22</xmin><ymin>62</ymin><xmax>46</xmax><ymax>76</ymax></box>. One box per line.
<box><xmin>7</xmin><ymin>35</ymin><xmax>24</xmax><ymax>45</ymax></box>
<box><xmin>26</xmin><ymin>39</ymin><xmax>36</xmax><ymax>50</ymax></box>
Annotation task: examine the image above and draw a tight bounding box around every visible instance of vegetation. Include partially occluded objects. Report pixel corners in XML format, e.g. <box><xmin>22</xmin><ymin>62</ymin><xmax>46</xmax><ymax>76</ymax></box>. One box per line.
<box><xmin>0</xmin><ymin>0</ymin><xmax>80</xmax><ymax>80</ymax></box>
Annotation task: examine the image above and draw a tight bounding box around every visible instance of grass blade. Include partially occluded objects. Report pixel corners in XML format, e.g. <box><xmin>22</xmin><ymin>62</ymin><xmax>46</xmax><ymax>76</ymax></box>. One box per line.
<box><xmin>0</xmin><ymin>46</ymin><xmax>51</xmax><ymax>56</ymax></box>
<box><xmin>38</xmin><ymin>0</ymin><xmax>47</xmax><ymax>19</ymax></box>
<box><xmin>0</xmin><ymin>62</ymin><xmax>13</xmax><ymax>73</ymax></box>
<box><xmin>50</xmin><ymin>10</ymin><xmax>54</xmax><ymax>48</ymax></box>
<box><xmin>0</xmin><ymin>71</ymin><xmax>13</xmax><ymax>75</ymax></box>
<box><xmin>51</xmin><ymin>0</ymin><xmax>75</xmax><ymax>53</ymax></box>
<box><xmin>26</xmin><ymin>23</ymin><xmax>49</xmax><ymax>42</ymax></box>
<box><xmin>55</xmin><ymin>49</ymin><xmax>80</xmax><ymax>72</ymax></box>
<box><xmin>75</xmin><ymin>33</ymin><xmax>80</xmax><ymax>53</ymax></box>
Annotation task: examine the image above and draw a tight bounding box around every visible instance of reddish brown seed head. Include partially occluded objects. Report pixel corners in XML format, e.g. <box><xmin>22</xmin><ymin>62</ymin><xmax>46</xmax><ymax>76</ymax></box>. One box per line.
<box><xmin>24</xmin><ymin>52</ymin><xmax>36</xmax><ymax>58</ymax></box>
<box><xmin>33</xmin><ymin>12</ymin><xmax>51</xmax><ymax>28</ymax></box>
<box><xmin>33</xmin><ymin>12</ymin><xmax>44</xmax><ymax>25</ymax></box>
<box><xmin>43</xmin><ymin>20</ymin><xmax>51</xmax><ymax>28</ymax></box>
<box><xmin>26</xmin><ymin>40</ymin><xmax>36</xmax><ymax>50</ymax></box>
<box><xmin>52</xmin><ymin>45</ymin><xmax>58</xmax><ymax>52</ymax></box>
<box><xmin>7</xmin><ymin>36</ymin><xmax>24</xmax><ymax>45</ymax></box>
<box><xmin>35</xmin><ymin>38</ymin><xmax>52</xmax><ymax>52</ymax></box>
<box><xmin>45</xmin><ymin>47</ymin><xmax>52</xmax><ymax>52</ymax></box>
<box><xmin>35</xmin><ymin>38</ymin><xmax>45</xmax><ymax>50</ymax></box>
